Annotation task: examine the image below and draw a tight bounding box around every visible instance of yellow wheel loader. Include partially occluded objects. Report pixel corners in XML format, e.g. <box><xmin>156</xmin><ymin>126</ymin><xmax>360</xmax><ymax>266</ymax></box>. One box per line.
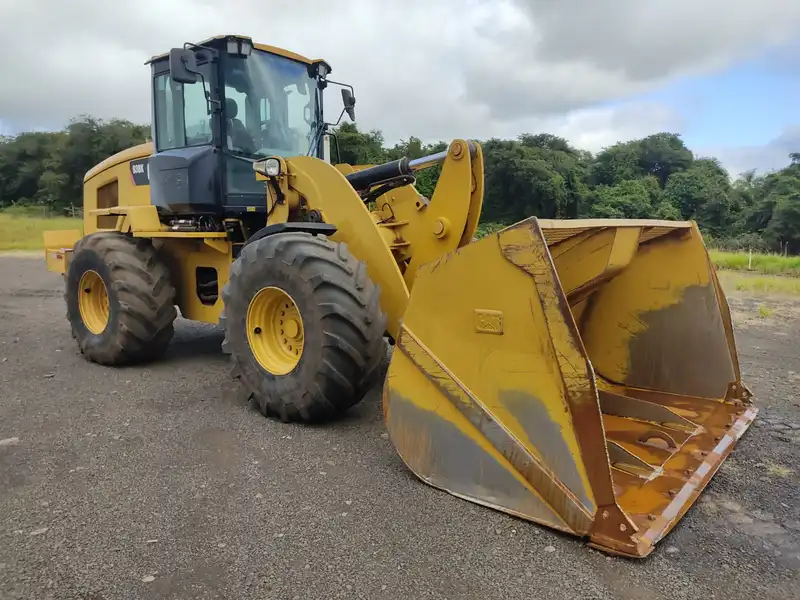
<box><xmin>43</xmin><ymin>34</ymin><xmax>758</xmax><ymax>558</ymax></box>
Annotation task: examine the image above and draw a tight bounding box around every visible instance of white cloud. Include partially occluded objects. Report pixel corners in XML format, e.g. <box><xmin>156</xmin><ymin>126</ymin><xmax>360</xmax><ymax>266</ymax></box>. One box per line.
<box><xmin>542</xmin><ymin>102</ymin><xmax>686</xmax><ymax>152</ymax></box>
<box><xmin>0</xmin><ymin>0</ymin><xmax>799</xmax><ymax>154</ymax></box>
<box><xmin>701</xmin><ymin>125</ymin><xmax>800</xmax><ymax>179</ymax></box>
<box><xmin>508</xmin><ymin>0</ymin><xmax>800</xmax><ymax>80</ymax></box>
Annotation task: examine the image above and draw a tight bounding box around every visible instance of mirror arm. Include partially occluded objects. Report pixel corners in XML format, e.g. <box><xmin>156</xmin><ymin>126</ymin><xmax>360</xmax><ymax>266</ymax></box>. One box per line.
<box><xmin>327</xmin><ymin>79</ymin><xmax>354</xmax><ymax>94</ymax></box>
<box><xmin>185</xmin><ymin>44</ymin><xmax>220</xmax><ymax>115</ymax></box>
<box><xmin>183</xmin><ymin>41</ymin><xmax>219</xmax><ymax>60</ymax></box>
<box><xmin>324</xmin><ymin>78</ymin><xmax>356</xmax><ymax>121</ymax></box>
<box><xmin>332</xmin><ymin>107</ymin><xmax>347</xmax><ymax>127</ymax></box>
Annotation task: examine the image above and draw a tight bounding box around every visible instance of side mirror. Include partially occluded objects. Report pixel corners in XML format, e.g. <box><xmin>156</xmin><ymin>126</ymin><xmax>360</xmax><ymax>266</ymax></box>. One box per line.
<box><xmin>169</xmin><ymin>48</ymin><xmax>199</xmax><ymax>84</ymax></box>
<box><xmin>341</xmin><ymin>88</ymin><xmax>356</xmax><ymax>121</ymax></box>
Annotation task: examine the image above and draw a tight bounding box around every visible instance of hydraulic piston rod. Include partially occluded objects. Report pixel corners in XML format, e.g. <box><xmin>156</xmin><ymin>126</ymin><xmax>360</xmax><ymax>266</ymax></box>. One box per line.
<box><xmin>345</xmin><ymin>142</ymin><xmax>477</xmax><ymax>192</ymax></box>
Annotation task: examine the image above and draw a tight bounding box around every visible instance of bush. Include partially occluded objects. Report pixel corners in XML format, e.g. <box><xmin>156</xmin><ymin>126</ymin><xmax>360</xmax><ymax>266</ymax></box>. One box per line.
<box><xmin>709</xmin><ymin>232</ymin><xmax>772</xmax><ymax>253</ymax></box>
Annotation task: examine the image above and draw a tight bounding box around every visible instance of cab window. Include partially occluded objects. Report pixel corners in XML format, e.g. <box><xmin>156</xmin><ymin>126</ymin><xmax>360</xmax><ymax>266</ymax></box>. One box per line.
<box><xmin>153</xmin><ymin>72</ymin><xmax>213</xmax><ymax>151</ymax></box>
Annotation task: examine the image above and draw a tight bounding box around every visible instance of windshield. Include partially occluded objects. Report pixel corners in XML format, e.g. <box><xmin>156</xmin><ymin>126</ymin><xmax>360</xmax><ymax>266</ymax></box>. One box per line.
<box><xmin>222</xmin><ymin>50</ymin><xmax>320</xmax><ymax>158</ymax></box>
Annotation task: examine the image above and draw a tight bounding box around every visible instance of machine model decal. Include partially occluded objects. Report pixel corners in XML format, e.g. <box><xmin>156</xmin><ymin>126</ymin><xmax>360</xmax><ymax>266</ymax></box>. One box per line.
<box><xmin>130</xmin><ymin>159</ymin><xmax>150</xmax><ymax>186</ymax></box>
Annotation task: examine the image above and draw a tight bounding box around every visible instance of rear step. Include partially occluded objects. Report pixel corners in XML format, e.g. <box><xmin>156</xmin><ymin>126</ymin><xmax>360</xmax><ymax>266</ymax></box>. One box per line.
<box><xmin>383</xmin><ymin>216</ymin><xmax>757</xmax><ymax>558</ymax></box>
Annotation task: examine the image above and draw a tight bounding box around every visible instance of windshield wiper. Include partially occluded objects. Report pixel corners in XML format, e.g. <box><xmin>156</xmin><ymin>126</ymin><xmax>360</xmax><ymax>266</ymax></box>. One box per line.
<box><xmin>307</xmin><ymin>121</ymin><xmax>325</xmax><ymax>157</ymax></box>
<box><xmin>226</xmin><ymin>149</ymin><xmax>259</xmax><ymax>162</ymax></box>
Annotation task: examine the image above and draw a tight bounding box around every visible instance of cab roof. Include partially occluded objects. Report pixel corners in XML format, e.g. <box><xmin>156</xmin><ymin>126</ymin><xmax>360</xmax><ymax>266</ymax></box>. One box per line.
<box><xmin>146</xmin><ymin>34</ymin><xmax>327</xmax><ymax>68</ymax></box>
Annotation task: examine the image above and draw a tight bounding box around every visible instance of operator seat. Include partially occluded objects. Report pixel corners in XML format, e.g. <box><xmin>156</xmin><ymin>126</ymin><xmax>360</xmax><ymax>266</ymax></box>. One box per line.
<box><xmin>225</xmin><ymin>98</ymin><xmax>255</xmax><ymax>154</ymax></box>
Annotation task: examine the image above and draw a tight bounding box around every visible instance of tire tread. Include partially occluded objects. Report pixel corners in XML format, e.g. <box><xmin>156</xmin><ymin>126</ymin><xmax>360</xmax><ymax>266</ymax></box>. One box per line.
<box><xmin>67</xmin><ymin>232</ymin><xmax>177</xmax><ymax>366</ymax></box>
<box><xmin>221</xmin><ymin>232</ymin><xmax>387</xmax><ymax>422</ymax></box>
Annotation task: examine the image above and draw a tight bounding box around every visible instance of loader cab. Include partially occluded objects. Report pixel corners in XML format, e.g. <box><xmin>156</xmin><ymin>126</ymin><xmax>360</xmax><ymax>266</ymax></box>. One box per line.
<box><xmin>145</xmin><ymin>35</ymin><xmax>350</xmax><ymax>222</ymax></box>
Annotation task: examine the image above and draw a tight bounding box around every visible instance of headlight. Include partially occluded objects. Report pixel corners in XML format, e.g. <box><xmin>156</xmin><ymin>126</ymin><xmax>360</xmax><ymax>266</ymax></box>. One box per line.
<box><xmin>313</xmin><ymin>60</ymin><xmax>330</xmax><ymax>79</ymax></box>
<box><xmin>263</xmin><ymin>158</ymin><xmax>281</xmax><ymax>176</ymax></box>
<box><xmin>227</xmin><ymin>38</ymin><xmax>253</xmax><ymax>56</ymax></box>
<box><xmin>254</xmin><ymin>157</ymin><xmax>282</xmax><ymax>177</ymax></box>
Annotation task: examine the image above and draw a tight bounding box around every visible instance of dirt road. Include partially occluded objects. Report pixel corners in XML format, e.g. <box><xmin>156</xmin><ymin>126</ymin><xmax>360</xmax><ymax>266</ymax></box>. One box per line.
<box><xmin>1</xmin><ymin>255</ymin><xmax>798</xmax><ymax>600</ymax></box>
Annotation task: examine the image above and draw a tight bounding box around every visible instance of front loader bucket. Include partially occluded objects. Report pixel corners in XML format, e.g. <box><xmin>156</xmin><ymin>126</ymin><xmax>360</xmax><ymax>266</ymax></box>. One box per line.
<box><xmin>382</xmin><ymin>217</ymin><xmax>757</xmax><ymax>558</ymax></box>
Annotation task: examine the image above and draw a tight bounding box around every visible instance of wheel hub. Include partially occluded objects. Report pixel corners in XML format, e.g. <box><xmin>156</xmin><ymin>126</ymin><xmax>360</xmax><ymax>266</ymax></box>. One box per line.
<box><xmin>78</xmin><ymin>270</ymin><xmax>110</xmax><ymax>334</ymax></box>
<box><xmin>283</xmin><ymin>318</ymin><xmax>300</xmax><ymax>340</ymax></box>
<box><xmin>246</xmin><ymin>286</ymin><xmax>304</xmax><ymax>375</ymax></box>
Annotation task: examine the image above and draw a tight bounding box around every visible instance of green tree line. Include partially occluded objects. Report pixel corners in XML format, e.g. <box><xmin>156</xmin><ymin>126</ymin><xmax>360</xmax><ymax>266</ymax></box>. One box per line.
<box><xmin>2</xmin><ymin>116</ymin><xmax>799</xmax><ymax>253</ymax></box>
<box><xmin>335</xmin><ymin>123</ymin><xmax>800</xmax><ymax>253</ymax></box>
<box><xmin>0</xmin><ymin>116</ymin><xmax>151</xmax><ymax>215</ymax></box>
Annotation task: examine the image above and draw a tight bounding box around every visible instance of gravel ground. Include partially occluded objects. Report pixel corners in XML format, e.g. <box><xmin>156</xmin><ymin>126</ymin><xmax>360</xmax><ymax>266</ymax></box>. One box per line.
<box><xmin>0</xmin><ymin>255</ymin><xmax>798</xmax><ymax>600</ymax></box>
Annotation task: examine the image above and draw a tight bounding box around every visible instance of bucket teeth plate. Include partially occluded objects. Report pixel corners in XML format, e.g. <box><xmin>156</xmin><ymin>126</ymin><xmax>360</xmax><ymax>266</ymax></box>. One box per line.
<box><xmin>383</xmin><ymin>216</ymin><xmax>756</xmax><ymax>558</ymax></box>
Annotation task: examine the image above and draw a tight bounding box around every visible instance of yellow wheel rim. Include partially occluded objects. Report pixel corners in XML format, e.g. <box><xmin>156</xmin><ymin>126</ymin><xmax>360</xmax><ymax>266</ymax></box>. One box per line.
<box><xmin>78</xmin><ymin>270</ymin><xmax>110</xmax><ymax>334</ymax></box>
<box><xmin>246</xmin><ymin>286</ymin><xmax>304</xmax><ymax>375</ymax></box>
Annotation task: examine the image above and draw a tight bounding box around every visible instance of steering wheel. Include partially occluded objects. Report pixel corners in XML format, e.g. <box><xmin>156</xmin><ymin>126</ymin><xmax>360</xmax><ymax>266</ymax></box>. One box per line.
<box><xmin>260</xmin><ymin>121</ymin><xmax>292</xmax><ymax>150</ymax></box>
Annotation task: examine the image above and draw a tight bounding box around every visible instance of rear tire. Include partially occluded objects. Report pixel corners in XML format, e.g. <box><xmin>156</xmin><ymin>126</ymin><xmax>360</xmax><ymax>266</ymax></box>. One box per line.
<box><xmin>220</xmin><ymin>231</ymin><xmax>387</xmax><ymax>423</ymax></box>
<box><xmin>65</xmin><ymin>232</ymin><xmax>177</xmax><ymax>366</ymax></box>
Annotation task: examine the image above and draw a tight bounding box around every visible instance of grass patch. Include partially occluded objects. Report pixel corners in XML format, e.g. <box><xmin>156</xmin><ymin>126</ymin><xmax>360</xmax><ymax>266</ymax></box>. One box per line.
<box><xmin>0</xmin><ymin>212</ymin><xmax>82</xmax><ymax>251</ymax></box>
<box><xmin>718</xmin><ymin>271</ymin><xmax>800</xmax><ymax>296</ymax></box>
<box><xmin>758</xmin><ymin>305</ymin><xmax>773</xmax><ymax>318</ymax></box>
<box><xmin>709</xmin><ymin>249</ymin><xmax>800</xmax><ymax>277</ymax></box>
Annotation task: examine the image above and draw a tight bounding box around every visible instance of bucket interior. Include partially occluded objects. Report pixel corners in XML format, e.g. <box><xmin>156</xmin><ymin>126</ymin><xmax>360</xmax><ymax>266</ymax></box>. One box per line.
<box><xmin>541</xmin><ymin>219</ymin><xmax>756</xmax><ymax>543</ymax></box>
<box><xmin>383</xmin><ymin>217</ymin><xmax>756</xmax><ymax>558</ymax></box>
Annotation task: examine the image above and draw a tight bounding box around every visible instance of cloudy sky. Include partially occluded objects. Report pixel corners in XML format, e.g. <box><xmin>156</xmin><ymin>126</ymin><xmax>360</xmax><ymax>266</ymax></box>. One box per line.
<box><xmin>1</xmin><ymin>0</ymin><xmax>799</xmax><ymax>178</ymax></box>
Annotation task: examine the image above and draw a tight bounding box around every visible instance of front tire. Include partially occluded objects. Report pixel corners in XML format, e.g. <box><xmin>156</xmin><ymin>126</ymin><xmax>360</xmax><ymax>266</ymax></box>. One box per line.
<box><xmin>65</xmin><ymin>232</ymin><xmax>177</xmax><ymax>366</ymax></box>
<box><xmin>220</xmin><ymin>231</ymin><xmax>387</xmax><ymax>423</ymax></box>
